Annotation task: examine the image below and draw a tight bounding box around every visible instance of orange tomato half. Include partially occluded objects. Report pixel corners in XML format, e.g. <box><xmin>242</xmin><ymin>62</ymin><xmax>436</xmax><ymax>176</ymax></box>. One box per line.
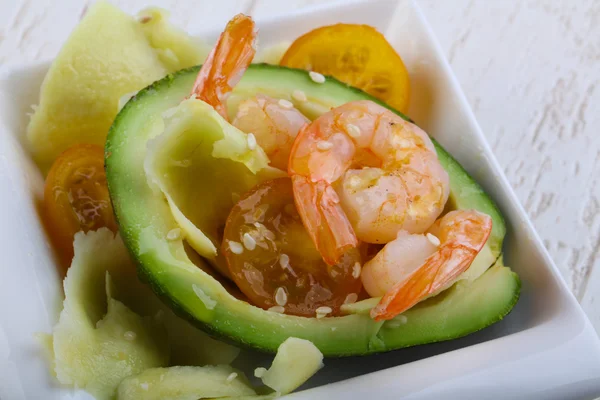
<box><xmin>222</xmin><ymin>178</ymin><xmax>363</xmax><ymax>317</ymax></box>
<box><xmin>44</xmin><ymin>144</ymin><xmax>117</xmax><ymax>268</ymax></box>
<box><xmin>280</xmin><ymin>24</ymin><xmax>411</xmax><ymax>113</ymax></box>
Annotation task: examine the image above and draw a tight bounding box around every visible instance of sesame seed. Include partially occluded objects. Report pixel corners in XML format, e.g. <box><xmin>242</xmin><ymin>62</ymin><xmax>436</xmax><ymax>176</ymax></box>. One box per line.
<box><xmin>228</xmin><ymin>241</ymin><xmax>244</xmax><ymax>254</ymax></box>
<box><xmin>254</xmin><ymin>367</ymin><xmax>268</xmax><ymax>378</ymax></box>
<box><xmin>242</xmin><ymin>232</ymin><xmax>256</xmax><ymax>250</ymax></box>
<box><xmin>279</xmin><ymin>253</ymin><xmax>290</xmax><ymax>269</ymax></box>
<box><xmin>231</xmin><ymin>192</ymin><xmax>240</xmax><ymax>203</ymax></box>
<box><xmin>139</xmin><ymin>15</ymin><xmax>152</xmax><ymax>24</ymax></box>
<box><xmin>253</xmin><ymin>204</ymin><xmax>268</xmax><ymax>220</ymax></box>
<box><xmin>140</xmin><ymin>382</ymin><xmax>149</xmax><ymax>391</ymax></box>
<box><xmin>346</xmin><ymin>123</ymin><xmax>361</xmax><ymax>138</ymax></box>
<box><xmin>247</xmin><ymin>133</ymin><xmax>257</xmax><ymax>150</ymax></box>
<box><xmin>309</xmin><ymin>71</ymin><xmax>326</xmax><ymax>84</ymax></box>
<box><xmin>124</xmin><ymin>331</ymin><xmax>136</xmax><ymax>341</ymax></box>
<box><xmin>226</xmin><ymin>372</ymin><xmax>238</xmax><ymax>382</ymax></box>
<box><xmin>348</xmin><ymin>175</ymin><xmax>362</xmax><ymax>189</ymax></box>
<box><xmin>315</xmin><ymin>306</ymin><xmax>332</xmax><ymax>318</ymax></box>
<box><xmin>352</xmin><ymin>262</ymin><xmax>361</xmax><ymax>279</ymax></box>
<box><xmin>396</xmin><ymin>315</ymin><xmax>408</xmax><ymax>324</ymax></box>
<box><xmin>275</xmin><ymin>287</ymin><xmax>287</xmax><ymax>306</ymax></box>
<box><xmin>426</xmin><ymin>233</ymin><xmax>441</xmax><ymax>247</ymax></box>
<box><xmin>254</xmin><ymin>222</ymin><xmax>276</xmax><ymax>240</ymax></box>
<box><xmin>344</xmin><ymin>293</ymin><xmax>358</xmax><ymax>304</ymax></box>
<box><xmin>154</xmin><ymin>309</ymin><xmax>165</xmax><ymax>322</ymax></box>
<box><xmin>268</xmin><ymin>305</ymin><xmax>285</xmax><ymax>313</ymax></box>
<box><xmin>292</xmin><ymin>89</ymin><xmax>307</xmax><ymax>102</ymax></box>
<box><xmin>166</xmin><ymin>228</ymin><xmax>181</xmax><ymax>241</ymax></box>
<box><xmin>317</xmin><ymin>140</ymin><xmax>333</xmax><ymax>151</ymax></box>
<box><xmin>278</xmin><ymin>99</ymin><xmax>294</xmax><ymax>109</ymax></box>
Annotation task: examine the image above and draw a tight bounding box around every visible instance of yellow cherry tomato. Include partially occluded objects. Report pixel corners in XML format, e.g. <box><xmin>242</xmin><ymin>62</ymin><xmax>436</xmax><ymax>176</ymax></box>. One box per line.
<box><xmin>222</xmin><ymin>178</ymin><xmax>362</xmax><ymax>317</ymax></box>
<box><xmin>280</xmin><ymin>23</ymin><xmax>411</xmax><ymax>113</ymax></box>
<box><xmin>44</xmin><ymin>144</ymin><xmax>117</xmax><ymax>269</ymax></box>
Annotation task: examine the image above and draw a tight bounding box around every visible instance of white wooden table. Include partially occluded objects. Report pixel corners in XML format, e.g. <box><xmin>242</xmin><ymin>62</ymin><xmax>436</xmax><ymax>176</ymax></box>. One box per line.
<box><xmin>1</xmin><ymin>0</ymin><xmax>598</xmax><ymax>332</ymax></box>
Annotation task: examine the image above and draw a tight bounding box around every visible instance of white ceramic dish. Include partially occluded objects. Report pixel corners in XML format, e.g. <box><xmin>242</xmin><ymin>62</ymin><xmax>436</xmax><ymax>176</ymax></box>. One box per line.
<box><xmin>1</xmin><ymin>0</ymin><xmax>600</xmax><ymax>399</ymax></box>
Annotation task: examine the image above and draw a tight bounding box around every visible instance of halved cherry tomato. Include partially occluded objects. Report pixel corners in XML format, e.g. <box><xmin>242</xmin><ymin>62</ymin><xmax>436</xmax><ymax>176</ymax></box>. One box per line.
<box><xmin>222</xmin><ymin>178</ymin><xmax>362</xmax><ymax>317</ymax></box>
<box><xmin>280</xmin><ymin>23</ymin><xmax>410</xmax><ymax>113</ymax></box>
<box><xmin>44</xmin><ymin>144</ymin><xmax>117</xmax><ymax>268</ymax></box>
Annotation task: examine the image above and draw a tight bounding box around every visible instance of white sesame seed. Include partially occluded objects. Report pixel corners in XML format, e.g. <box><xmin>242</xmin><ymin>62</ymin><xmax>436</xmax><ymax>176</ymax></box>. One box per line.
<box><xmin>344</xmin><ymin>293</ymin><xmax>358</xmax><ymax>304</ymax></box>
<box><xmin>399</xmin><ymin>139</ymin><xmax>412</xmax><ymax>148</ymax></box>
<box><xmin>346</xmin><ymin>123</ymin><xmax>361</xmax><ymax>138</ymax></box>
<box><xmin>309</xmin><ymin>71</ymin><xmax>326</xmax><ymax>84</ymax></box>
<box><xmin>140</xmin><ymin>382</ymin><xmax>149</xmax><ymax>391</ymax></box>
<box><xmin>254</xmin><ymin>367</ymin><xmax>268</xmax><ymax>378</ymax></box>
<box><xmin>226</xmin><ymin>372</ymin><xmax>238</xmax><ymax>382</ymax></box>
<box><xmin>247</xmin><ymin>133</ymin><xmax>257</xmax><ymax>150</ymax></box>
<box><xmin>254</xmin><ymin>222</ymin><xmax>276</xmax><ymax>241</ymax></box>
<box><xmin>317</xmin><ymin>140</ymin><xmax>333</xmax><ymax>151</ymax></box>
<box><xmin>426</xmin><ymin>233</ymin><xmax>441</xmax><ymax>247</ymax></box>
<box><xmin>388</xmin><ymin>315</ymin><xmax>408</xmax><ymax>328</ymax></box>
<box><xmin>124</xmin><ymin>331</ymin><xmax>136</xmax><ymax>341</ymax></box>
<box><xmin>154</xmin><ymin>309</ymin><xmax>165</xmax><ymax>322</ymax></box>
<box><xmin>253</xmin><ymin>204</ymin><xmax>268</xmax><ymax>221</ymax></box>
<box><xmin>315</xmin><ymin>306</ymin><xmax>332</xmax><ymax>318</ymax></box>
<box><xmin>275</xmin><ymin>287</ymin><xmax>288</xmax><ymax>306</ymax></box>
<box><xmin>166</xmin><ymin>228</ymin><xmax>181</xmax><ymax>241</ymax></box>
<box><xmin>352</xmin><ymin>262</ymin><xmax>361</xmax><ymax>279</ymax></box>
<box><xmin>268</xmin><ymin>305</ymin><xmax>285</xmax><ymax>313</ymax></box>
<box><xmin>242</xmin><ymin>232</ymin><xmax>256</xmax><ymax>250</ymax></box>
<box><xmin>292</xmin><ymin>89</ymin><xmax>307</xmax><ymax>102</ymax></box>
<box><xmin>228</xmin><ymin>241</ymin><xmax>244</xmax><ymax>254</ymax></box>
<box><xmin>279</xmin><ymin>253</ymin><xmax>290</xmax><ymax>269</ymax></box>
<box><xmin>348</xmin><ymin>175</ymin><xmax>362</xmax><ymax>189</ymax></box>
<box><xmin>278</xmin><ymin>99</ymin><xmax>294</xmax><ymax>109</ymax></box>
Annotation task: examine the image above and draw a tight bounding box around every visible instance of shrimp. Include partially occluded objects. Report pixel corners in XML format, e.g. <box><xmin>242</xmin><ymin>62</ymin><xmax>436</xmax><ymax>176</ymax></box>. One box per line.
<box><xmin>288</xmin><ymin>100</ymin><xmax>450</xmax><ymax>265</ymax></box>
<box><xmin>190</xmin><ymin>14</ymin><xmax>257</xmax><ymax>120</ymax></box>
<box><xmin>365</xmin><ymin>210</ymin><xmax>492</xmax><ymax>321</ymax></box>
<box><xmin>232</xmin><ymin>94</ymin><xmax>309</xmax><ymax>170</ymax></box>
<box><xmin>190</xmin><ymin>15</ymin><xmax>308</xmax><ymax>170</ymax></box>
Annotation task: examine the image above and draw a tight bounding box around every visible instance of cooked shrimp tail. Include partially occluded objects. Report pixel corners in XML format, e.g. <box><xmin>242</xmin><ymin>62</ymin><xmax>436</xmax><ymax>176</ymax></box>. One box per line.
<box><xmin>370</xmin><ymin>210</ymin><xmax>492</xmax><ymax>321</ymax></box>
<box><xmin>288</xmin><ymin>100</ymin><xmax>450</xmax><ymax>265</ymax></box>
<box><xmin>190</xmin><ymin>14</ymin><xmax>257</xmax><ymax>119</ymax></box>
<box><xmin>291</xmin><ymin>174</ymin><xmax>358</xmax><ymax>265</ymax></box>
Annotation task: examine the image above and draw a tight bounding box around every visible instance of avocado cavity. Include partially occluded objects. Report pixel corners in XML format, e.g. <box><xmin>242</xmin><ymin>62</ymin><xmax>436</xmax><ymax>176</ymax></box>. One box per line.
<box><xmin>144</xmin><ymin>98</ymin><xmax>284</xmax><ymax>276</ymax></box>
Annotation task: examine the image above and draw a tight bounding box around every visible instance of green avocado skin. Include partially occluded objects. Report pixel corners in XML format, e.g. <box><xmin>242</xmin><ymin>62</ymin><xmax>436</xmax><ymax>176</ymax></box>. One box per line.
<box><xmin>106</xmin><ymin>64</ymin><xmax>520</xmax><ymax>357</ymax></box>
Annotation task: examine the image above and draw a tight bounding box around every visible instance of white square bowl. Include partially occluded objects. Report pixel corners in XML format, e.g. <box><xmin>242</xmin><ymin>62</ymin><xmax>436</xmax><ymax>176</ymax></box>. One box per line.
<box><xmin>1</xmin><ymin>0</ymin><xmax>600</xmax><ymax>399</ymax></box>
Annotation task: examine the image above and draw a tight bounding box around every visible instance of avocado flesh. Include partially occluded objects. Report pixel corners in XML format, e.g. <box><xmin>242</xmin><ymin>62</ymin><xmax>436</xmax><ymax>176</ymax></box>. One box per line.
<box><xmin>106</xmin><ymin>64</ymin><xmax>519</xmax><ymax>356</ymax></box>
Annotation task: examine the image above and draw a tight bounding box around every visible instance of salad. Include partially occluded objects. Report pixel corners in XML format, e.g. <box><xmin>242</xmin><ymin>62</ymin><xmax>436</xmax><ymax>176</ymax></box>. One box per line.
<box><xmin>31</xmin><ymin>2</ymin><xmax>520</xmax><ymax>399</ymax></box>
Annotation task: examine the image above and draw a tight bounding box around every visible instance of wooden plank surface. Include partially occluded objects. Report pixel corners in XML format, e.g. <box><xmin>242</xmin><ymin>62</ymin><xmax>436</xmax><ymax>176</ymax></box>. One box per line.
<box><xmin>1</xmin><ymin>0</ymin><xmax>598</xmax><ymax>332</ymax></box>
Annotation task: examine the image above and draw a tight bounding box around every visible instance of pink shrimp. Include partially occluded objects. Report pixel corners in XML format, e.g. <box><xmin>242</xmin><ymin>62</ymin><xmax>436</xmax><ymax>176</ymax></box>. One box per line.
<box><xmin>232</xmin><ymin>94</ymin><xmax>309</xmax><ymax>170</ymax></box>
<box><xmin>190</xmin><ymin>15</ymin><xmax>308</xmax><ymax>170</ymax></box>
<box><xmin>288</xmin><ymin>100</ymin><xmax>450</xmax><ymax>265</ymax></box>
<box><xmin>190</xmin><ymin>14</ymin><xmax>257</xmax><ymax>120</ymax></box>
<box><xmin>367</xmin><ymin>210</ymin><xmax>492</xmax><ymax>320</ymax></box>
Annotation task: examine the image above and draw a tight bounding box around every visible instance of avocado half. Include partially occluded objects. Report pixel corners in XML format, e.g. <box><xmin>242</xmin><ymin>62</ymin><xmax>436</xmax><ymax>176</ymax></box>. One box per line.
<box><xmin>106</xmin><ymin>64</ymin><xmax>520</xmax><ymax>356</ymax></box>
